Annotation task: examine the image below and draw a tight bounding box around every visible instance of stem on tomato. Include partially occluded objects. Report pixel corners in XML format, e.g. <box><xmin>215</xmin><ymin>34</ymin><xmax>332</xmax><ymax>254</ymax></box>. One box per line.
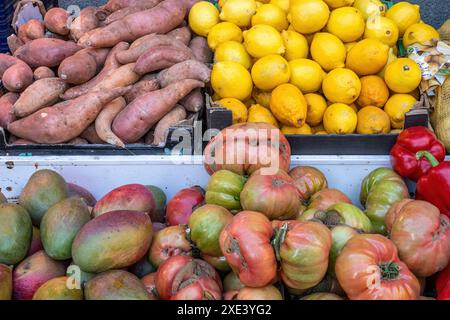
<box><xmin>379</xmin><ymin>261</ymin><xmax>400</xmax><ymax>280</ymax></box>
<box><xmin>271</xmin><ymin>223</ymin><xmax>288</xmax><ymax>262</ymax></box>
<box><xmin>416</xmin><ymin>151</ymin><xmax>440</xmax><ymax>167</ymax></box>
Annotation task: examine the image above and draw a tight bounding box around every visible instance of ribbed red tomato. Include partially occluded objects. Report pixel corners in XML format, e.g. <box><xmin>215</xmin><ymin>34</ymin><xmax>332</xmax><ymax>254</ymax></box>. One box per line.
<box><xmin>166</xmin><ymin>186</ymin><xmax>204</xmax><ymax>226</ymax></box>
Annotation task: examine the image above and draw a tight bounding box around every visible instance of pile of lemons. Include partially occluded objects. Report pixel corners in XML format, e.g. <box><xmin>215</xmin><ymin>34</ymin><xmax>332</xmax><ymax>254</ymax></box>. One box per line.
<box><xmin>189</xmin><ymin>0</ymin><xmax>440</xmax><ymax>135</ymax></box>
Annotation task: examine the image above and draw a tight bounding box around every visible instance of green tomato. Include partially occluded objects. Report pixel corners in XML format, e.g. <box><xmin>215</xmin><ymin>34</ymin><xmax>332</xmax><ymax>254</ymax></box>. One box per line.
<box><xmin>205</xmin><ymin>170</ymin><xmax>246</xmax><ymax>210</ymax></box>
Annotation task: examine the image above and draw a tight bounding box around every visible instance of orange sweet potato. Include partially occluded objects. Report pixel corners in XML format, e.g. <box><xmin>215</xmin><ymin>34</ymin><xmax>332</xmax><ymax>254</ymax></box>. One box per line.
<box><xmin>33</xmin><ymin>66</ymin><xmax>56</xmax><ymax>80</ymax></box>
<box><xmin>69</xmin><ymin>7</ymin><xmax>101</xmax><ymax>42</ymax></box>
<box><xmin>7</xmin><ymin>35</ymin><xmax>24</xmax><ymax>54</ymax></box>
<box><xmin>102</xmin><ymin>6</ymin><xmax>147</xmax><ymax>25</ymax></box>
<box><xmin>189</xmin><ymin>36</ymin><xmax>212</xmax><ymax>64</ymax></box>
<box><xmin>18</xmin><ymin>19</ymin><xmax>45</xmax><ymax>43</ymax></box>
<box><xmin>157</xmin><ymin>60</ymin><xmax>210</xmax><ymax>87</ymax></box>
<box><xmin>112</xmin><ymin>79</ymin><xmax>204</xmax><ymax>142</ymax></box>
<box><xmin>152</xmin><ymin>104</ymin><xmax>186</xmax><ymax>145</ymax></box>
<box><xmin>58</xmin><ymin>48</ymin><xmax>109</xmax><ymax>84</ymax></box>
<box><xmin>0</xmin><ymin>54</ymin><xmax>33</xmax><ymax>92</ymax></box>
<box><xmin>167</xmin><ymin>26</ymin><xmax>192</xmax><ymax>45</ymax></box>
<box><xmin>179</xmin><ymin>88</ymin><xmax>204</xmax><ymax>113</ymax></box>
<box><xmin>14</xmin><ymin>38</ymin><xmax>82</xmax><ymax>67</ymax></box>
<box><xmin>0</xmin><ymin>93</ymin><xmax>19</xmax><ymax>128</ymax></box>
<box><xmin>95</xmin><ymin>97</ymin><xmax>127</xmax><ymax>147</ymax></box>
<box><xmin>80</xmin><ymin>124</ymin><xmax>104</xmax><ymax>144</ymax></box>
<box><xmin>91</xmin><ymin>63</ymin><xmax>140</xmax><ymax>91</ymax></box>
<box><xmin>44</xmin><ymin>8</ymin><xmax>70</xmax><ymax>36</ymax></box>
<box><xmin>134</xmin><ymin>45</ymin><xmax>194</xmax><ymax>75</ymax></box>
<box><xmin>124</xmin><ymin>76</ymin><xmax>160</xmax><ymax>103</ymax></box>
<box><xmin>101</xmin><ymin>0</ymin><xmax>162</xmax><ymax>13</ymax></box>
<box><xmin>8</xmin><ymin>86</ymin><xmax>131</xmax><ymax>144</ymax></box>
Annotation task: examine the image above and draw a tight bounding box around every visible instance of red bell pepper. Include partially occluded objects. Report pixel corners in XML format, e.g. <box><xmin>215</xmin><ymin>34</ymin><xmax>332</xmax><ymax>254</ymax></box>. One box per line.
<box><xmin>415</xmin><ymin>151</ymin><xmax>450</xmax><ymax>218</ymax></box>
<box><xmin>390</xmin><ymin>126</ymin><xmax>446</xmax><ymax>181</ymax></box>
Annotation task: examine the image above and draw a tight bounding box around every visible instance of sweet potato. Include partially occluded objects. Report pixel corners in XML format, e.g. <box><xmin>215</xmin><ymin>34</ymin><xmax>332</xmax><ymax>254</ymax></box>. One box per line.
<box><xmin>33</xmin><ymin>66</ymin><xmax>55</xmax><ymax>80</ymax></box>
<box><xmin>80</xmin><ymin>124</ymin><xmax>104</xmax><ymax>144</ymax></box>
<box><xmin>18</xmin><ymin>19</ymin><xmax>45</xmax><ymax>43</ymax></box>
<box><xmin>167</xmin><ymin>26</ymin><xmax>192</xmax><ymax>45</ymax></box>
<box><xmin>95</xmin><ymin>97</ymin><xmax>127</xmax><ymax>147</ymax></box>
<box><xmin>80</xmin><ymin>0</ymin><xmax>189</xmax><ymax>48</ymax></box>
<box><xmin>14</xmin><ymin>39</ymin><xmax>82</xmax><ymax>68</ymax></box>
<box><xmin>2</xmin><ymin>62</ymin><xmax>34</xmax><ymax>93</ymax></box>
<box><xmin>102</xmin><ymin>6</ymin><xmax>147</xmax><ymax>25</ymax></box>
<box><xmin>10</xmin><ymin>138</ymin><xmax>36</xmax><ymax>145</ymax></box>
<box><xmin>144</xmin><ymin>129</ymin><xmax>154</xmax><ymax>145</ymax></box>
<box><xmin>44</xmin><ymin>8</ymin><xmax>70</xmax><ymax>36</ymax></box>
<box><xmin>92</xmin><ymin>63</ymin><xmax>140</xmax><ymax>92</ymax></box>
<box><xmin>58</xmin><ymin>48</ymin><xmax>109</xmax><ymax>84</ymax></box>
<box><xmin>152</xmin><ymin>105</ymin><xmax>186</xmax><ymax>145</ymax></box>
<box><xmin>112</xmin><ymin>79</ymin><xmax>204</xmax><ymax>142</ymax></box>
<box><xmin>13</xmin><ymin>78</ymin><xmax>69</xmax><ymax>118</ymax></box>
<box><xmin>7</xmin><ymin>35</ymin><xmax>24</xmax><ymax>54</ymax></box>
<box><xmin>101</xmin><ymin>0</ymin><xmax>162</xmax><ymax>13</ymax></box>
<box><xmin>61</xmin><ymin>42</ymin><xmax>129</xmax><ymax>100</ymax></box>
<box><xmin>69</xmin><ymin>7</ymin><xmax>101</xmax><ymax>42</ymax></box>
<box><xmin>157</xmin><ymin>60</ymin><xmax>211</xmax><ymax>88</ymax></box>
<box><xmin>0</xmin><ymin>93</ymin><xmax>19</xmax><ymax>128</ymax></box>
<box><xmin>116</xmin><ymin>34</ymin><xmax>189</xmax><ymax>64</ymax></box>
<box><xmin>8</xmin><ymin>86</ymin><xmax>131</xmax><ymax>144</ymax></box>
<box><xmin>179</xmin><ymin>88</ymin><xmax>204</xmax><ymax>112</ymax></box>
<box><xmin>125</xmin><ymin>76</ymin><xmax>160</xmax><ymax>103</ymax></box>
<box><xmin>189</xmin><ymin>36</ymin><xmax>212</xmax><ymax>64</ymax></box>
<box><xmin>68</xmin><ymin>137</ymin><xmax>89</xmax><ymax>145</ymax></box>
<box><xmin>134</xmin><ymin>45</ymin><xmax>194</xmax><ymax>75</ymax></box>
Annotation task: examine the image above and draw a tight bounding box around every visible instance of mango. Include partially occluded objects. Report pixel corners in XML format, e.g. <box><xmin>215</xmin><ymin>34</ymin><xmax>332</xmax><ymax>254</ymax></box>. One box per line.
<box><xmin>27</xmin><ymin>226</ymin><xmax>43</xmax><ymax>257</ymax></box>
<box><xmin>72</xmin><ymin>210</ymin><xmax>153</xmax><ymax>273</ymax></box>
<box><xmin>0</xmin><ymin>203</ymin><xmax>32</xmax><ymax>265</ymax></box>
<box><xmin>67</xmin><ymin>183</ymin><xmax>97</xmax><ymax>207</ymax></box>
<box><xmin>19</xmin><ymin>169</ymin><xmax>69</xmax><ymax>225</ymax></box>
<box><xmin>41</xmin><ymin>197</ymin><xmax>91</xmax><ymax>260</ymax></box>
<box><xmin>66</xmin><ymin>262</ymin><xmax>96</xmax><ymax>289</ymax></box>
<box><xmin>0</xmin><ymin>264</ymin><xmax>12</xmax><ymax>300</ymax></box>
<box><xmin>0</xmin><ymin>191</ymin><xmax>6</xmax><ymax>204</ymax></box>
<box><xmin>13</xmin><ymin>250</ymin><xmax>66</xmax><ymax>300</ymax></box>
<box><xmin>92</xmin><ymin>184</ymin><xmax>155</xmax><ymax>218</ymax></box>
<box><xmin>146</xmin><ymin>185</ymin><xmax>167</xmax><ymax>223</ymax></box>
<box><xmin>85</xmin><ymin>270</ymin><xmax>150</xmax><ymax>300</ymax></box>
<box><xmin>32</xmin><ymin>276</ymin><xmax>83</xmax><ymax>300</ymax></box>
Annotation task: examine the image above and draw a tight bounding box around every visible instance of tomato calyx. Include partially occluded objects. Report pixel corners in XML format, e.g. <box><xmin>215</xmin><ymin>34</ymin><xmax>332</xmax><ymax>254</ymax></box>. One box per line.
<box><xmin>272</xmin><ymin>223</ymin><xmax>289</xmax><ymax>262</ymax></box>
<box><xmin>379</xmin><ymin>261</ymin><xmax>400</xmax><ymax>280</ymax></box>
<box><xmin>322</xmin><ymin>210</ymin><xmax>343</xmax><ymax>228</ymax></box>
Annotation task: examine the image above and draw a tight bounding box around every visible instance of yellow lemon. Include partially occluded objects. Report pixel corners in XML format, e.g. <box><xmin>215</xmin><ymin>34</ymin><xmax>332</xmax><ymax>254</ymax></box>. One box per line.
<box><xmin>322</xmin><ymin>68</ymin><xmax>361</xmax><ymax>104</ymax></box>
<box><xmin>270</xmin><ymin>0</ymin><xmax>289</xmax><ymax>13</ymax></box>
<box><xmin>316</xmin><ymin>131</ymin><xmax>328</xmax><ymax>135</ymax></box>
<box><xmin>188</xmin><ymin>1</ymin><xmax>220</xmax><ymax>37</ymax></box>
<box><xmin>384</xmin><ymin>58</ymin><xmax>421</xmax><ymax>93</ymax></box>
<box><xmin>251</xmin><ymin>54</ymin><xmax>291</xmax><ymax>91</ymax></box>
<box><xmin>248</xmin><ymin>104</ymin><xmax>279</xmax><ymax>127</ymax></box>
<box><xmin>357</xmin><ymin>75</ymin><xmax>389</xmax><ymax>108</ymax></box>
<box><xmin>281</xmin><ymin>123</ymin><xmax>313</xmax><ymax>135</ymax></box>
<box><xmin>364</xmin><ymin>15</ymin><xmax>399</xmax><ymax>47</ymax></box>
<box><xmin>252</xmin><ymin>88</ymin><xmax>272</xmax><ymax>108</ymax></box>
<box><xmin>251</xmin><ymin>4</ymin><xmax>289</xmax><ymax>31</ymax></box>
<box><xmin>217</xmin><ymin>98</ymin><xmax>249</xmax><ymax>124</ymax></box>
<box><xmin>312</xmin><ymin>123</ymin><xmax>325</xmax><ymax>133</ymax></box>
<box><xmin>352</xmin><ymin>0</ymin><xmax>386</xmax><ymax>20</ymax></box>
<box><xmin>356</xmin><ymin>106</ymin><xmax>391</xmax><ymax>134</ymax></box>
<box><xmin>219</xmin><ymin>0</ymin><xmax>257</xmax><ymax>28</ymax></box>
<box><xmin>212</xmin><ymin>92</ymin><xmax>221</xmax><ymax>101</ymax></box>
<box><xmin>323</xmin><ymin>103</ymin><xmax>358</xmax><ymax>134</ymax></box>
<box><xmin>282</xmin><ymin>30</ymin><xmax>309</xmax><ymax>61</ymax></box>
<box><xmin>243</xmin><ymin>24</ymin><xmax>285</xmax><ymax>58</ymax></box>
<box><xmin>377</xmin><ymin>47</ymin><xmax>397</xmax><ymax>78</ymax></box>
<box><xmin>324</xmin><ymin>0</ymin><xmax>355</xmax><ymax>9</ymax></box>
<box><xmin>214</xmin><ymin>41</ymin><xmax>252</xmax><ymax>69</ymax></box>
<box><xmin>349</xmin><ymin>103</ymin><xmax>359</xmax><ymax>112</ymax></box>
<box><xmin>305</xmin><ymin>93</ymin><xmax>328</xmax><ymax>126</ymax></box>
<box><xmin>386</xmin><ymin>2</ymin><xmax>421</xmax><ymax>36</ymax></box>
<box><xmin>211</xmin><ymin>61</ymin><xmax>253</xmax><ymax>100</ymax></box>
<box><xmin>384</xmin><ymin>94</ymin><xmax>417</xmax><ymax>128</ymax></box>
<box><xmin>327</xmin><ymin>7</ymin><xmax>365</xmax><ymax>43</ymax></box>
<box><xmin>310</xmin><ymin>32</ymin><xmax>347</xmax><ymax>72</ymax></box>
<box><xmin>207</xmin><ymin>22</ymin><xmax>243</xmax><ymax>51</ymax></box>
<box><xmin>288</xmin><ymin>0</ymin><xmax>330</xmax><ymax>34</ymax></box>
<box><xmin>346</xmin><ymin>38</ymin><xmax>389</xmax><ymax>75</ymax></box>
<box><xmin>344</xmin><ymin>42</ymin><xmax>358</xmax><ymax>52</ymax></box>
<box><xmin>218</xmin><ymin>0</ymin><xmax>228</xmax><ymax>7</ymax></box>
<box><xmin>289</xmin><ymin>58</ymin><xmax>326</xmax><ymax>93</ymax></box>
<box><xmin>270</xmin><ymin>83</ymin><xmax>308</xmax><ymax>127</ymax></box>
<box><xmin>403</xmin><ymin>23</ymin><xmax>440</xmax><ymax>48</ymax></box>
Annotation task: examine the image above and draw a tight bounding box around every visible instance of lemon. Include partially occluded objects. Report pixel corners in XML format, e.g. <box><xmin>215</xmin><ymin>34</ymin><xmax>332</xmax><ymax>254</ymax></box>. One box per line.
<box><xmin>251</xmin><ymin>54</ymin><xmax>291</xmax><ymax>91</ymax></box>
<box><xmin>248</xmin><ymin>104</ymin><xmax>279</xmax><ymax>127</ymax></box>
<box><xmin>384</xmin><ymin>58</ymin><xmax>421</xmax><ymax>93</ymax></box>
<box><xmin>310</xmin><ymin>32</ymin><xmax>346</xmax><ymax>72</ymax></box>
<box><xmin>270</xmin><ymin>0</ymin><xmax>289</xmax><ymax>13</ymax></box>
<box><xmin>281</xmin><ymin>123</ymin><xmax>313</xmax><ymax>135</ymax></box>
<box><xmin>252</xmin><ymin>88</ymin><xmax>272</xmax><ymax>108</ymax></box>
<box><xmin>214</xmin><ymin>41</ymin><xmax>252</xmax><ymax>69</ymax></box>
<box><xmin>243</xmin><ymin>24</ymin><xmax>285</xmax><ymax>58</ymax></box>
<box><xmin>324</xmin><ymin>0</ymin><xmax>355</xmax><ymax>9</ymax></box>
<box><xmin>357</xmin><ymin>75</ymin><xmax>389</xmax><ymax>108</ymax></box>
<box><xmin>312</xmin><ymin>124</ymin><xmax>325</xmax><ymax>133</ymax></box>
<box><xmin>322</xmin><ymin>68</ymin><xmax>361</xmax><ymax>104</ymax></box>
<box><xmin>217</xmin><ymin>98</ymin><xmax>249</xmax><ymax>124</ymax></box>
<box><xmin>352</xmin><ymin>0</ymin><xmax>386</xmax><ymax>20</ymax></box>
<box><xmin>289</xmin><ymin>58</ymin><xmax>326</xmax><ymax>93</ymax></box>
<box><xmin>188</xmin><ymin>2</ymin><xmax>220</xmax><ymax>37</ymax></box>
<box><xmin>349</xmin><ymin>103</ymin><xmax>359</xmax><ymax>112</ymax></box>
<box><xmin>384</xmin><ymin>94</ymin><xmax>417</xmax><ymax>129</ymax></box>
<box><xmin>364</xmin><ymin>15</ymin><xmax>399</xmax><ymax>47</ymax></box>
<box><xmin>211</xmin><ymin>61</ymin><xmax>253</xmax><ymax>100</ymax></box>
<box><xmin>344</xmin><ymin>42</ymin><xmax>358</xmax><ymax>52</ymax></box>
<box><xmin>251</xmin><ymin>4</ymin><xmax>289</xmax><ymax>31</ymax></box>
<box><xmin>356</xmin><ymin>106</ymin><xmax>390</xmax><ymax>134</ymax></box>
<box><xmin>327</xmin><ymin>7</ymin><xmax>365</xmax><ymax>43</ymax></box>
<box><xmin>377</xmin><ymin>47</ymin><xmax>397</xmax><ymax>78</ymax></box>
<box><xmin>207</xmin><ymin>22</ymin><xmax>243</xmax><ymax>51</ymax></box>
<box><xmin>288</xmin><ymin>0</ymin><xmax>330</xmax><ymax>34</ymax></box>
<box><xmin>219</xmin><ymin>0</ymin><xmax>257</xmax><ymax>28</ymax></box>
<box><xmin>305</xmin><ymin>93</ymin><xmax>327</xmax><ymax>126</ymax></box>
<box><xmin>386</xmin><ymin>2</ymin><xmax>421</xmax><ymax>36</ymax></box>
<box><xmin>270</xmin><ymin>83</ymin><xmax>308</xmax><ymax>127</ymax></box>
<box><xmin>218</xmin><ymin>0</ymin><xmax>227</xmax><ymax>7</ymax></box>
<box><xmin>212</xmin><ymin>92</ymin><xmax>221</xmax><ymax>101</ymax></box>
<box><xmin>403</xmin><ymin>23</ymin><xmax>440</xmax><ymax>48</ymax></box>
<box><xmin>346</xmin><ymin>38</ymin><xmax>389</xmax><ymax>76</ymax></box>
<box><xmin>315</xmin><ymin>131</ymin><xmax>328</xmax><ymax>135</ymax></box>
<box><xmin>324</xmin><ymin>103</ymin><xmax>358</xmax><ymax>134</ymax></box>
<box><xmin>282</xmin><ymin>30</ymin><xmax>309</xmax><ymax>61</ymax></box>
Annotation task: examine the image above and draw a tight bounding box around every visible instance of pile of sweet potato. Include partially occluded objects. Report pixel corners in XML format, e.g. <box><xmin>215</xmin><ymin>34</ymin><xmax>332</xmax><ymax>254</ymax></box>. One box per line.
<box><xmin>0</xmin><ymin>0</ymin><xmax>211</xmax><ymax>147</ymax></box>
